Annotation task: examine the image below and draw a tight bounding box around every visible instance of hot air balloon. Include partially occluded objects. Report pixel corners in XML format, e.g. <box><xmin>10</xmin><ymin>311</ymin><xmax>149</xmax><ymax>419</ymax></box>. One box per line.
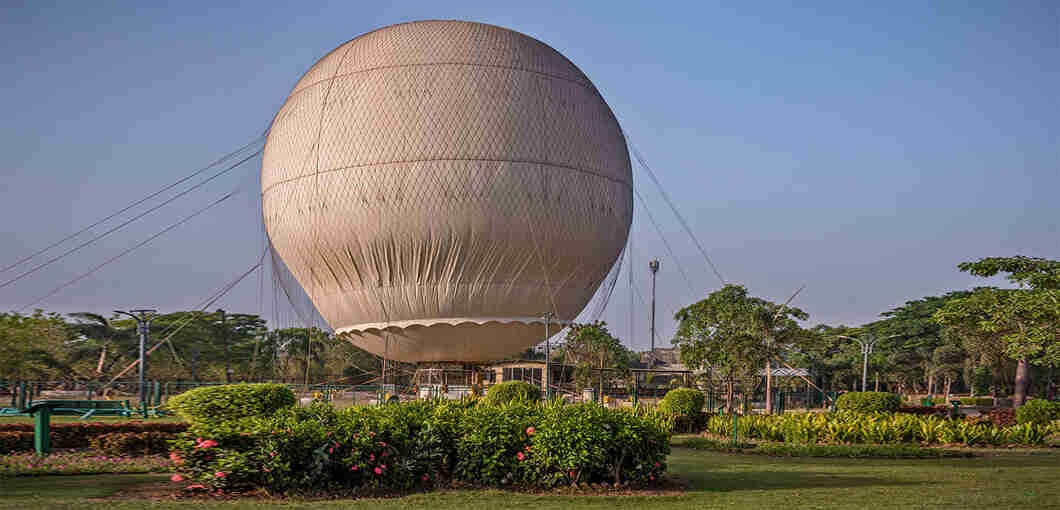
<box><xmin>261</xmin><ymin>20</ymin><xmax>632</xmax><ymax>363</ymax></box>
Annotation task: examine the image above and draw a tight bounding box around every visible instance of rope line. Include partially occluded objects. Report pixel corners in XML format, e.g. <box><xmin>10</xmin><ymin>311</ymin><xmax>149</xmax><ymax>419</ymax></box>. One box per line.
<box><xmin>1</xmin><ymin>149</ymin><xmax>262</xmax><ymax>291</ymax></box>
<box><xmin>629</xmin><ymin>142</ymin><xmax>726</xmax><ymax>286</ymax></box>
<box><xmin>19</xmin><ymin>189</ymin><xmax>243</xmax><ymax>312</ymax></box>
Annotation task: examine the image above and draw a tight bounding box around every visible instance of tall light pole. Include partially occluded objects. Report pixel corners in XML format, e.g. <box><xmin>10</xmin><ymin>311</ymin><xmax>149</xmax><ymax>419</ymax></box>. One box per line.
<box><xmin>216</xmin><ymin>309</ymin><xmax>231</xmax><ymax>384</ymax></box>
<box><xmin>836</xmin><ymin>334</ymin><xmax>900</xmax><ymax>392</ymax></box>
<box><xmin>648</xmin><ymin>260</ymin><xmax>660</xmax><ymax>356</ymax></box>
<box><xmin>543</xmin><ymin>311</ymin><xmax>554</xmax><ymax>400</ymax></box>
<box><xmin>114</xmin><ymin>309</ymin><xmax>156</xmax><ymax>409</ymax></box>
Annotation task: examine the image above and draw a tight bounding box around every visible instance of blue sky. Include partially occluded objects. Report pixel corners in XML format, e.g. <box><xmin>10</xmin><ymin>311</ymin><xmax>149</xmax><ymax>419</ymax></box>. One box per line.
<box><xmin>1</xmin><ymin>1</ymin><xmax>1056</xmax><ymax>350</ymax></box>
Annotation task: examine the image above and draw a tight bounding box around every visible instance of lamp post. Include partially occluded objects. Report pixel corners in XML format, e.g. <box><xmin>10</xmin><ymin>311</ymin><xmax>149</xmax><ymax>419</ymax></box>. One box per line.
<box><xmin>835</xmin><ymin>334</ymin><xmax>900</xmax><ymax>392</ymax></box>
<box><xmin>648</xmin><ymin>260</ymin><xmax>660</xmax><ymax>356</ymax></box>
<box><xmin>114</xmin><ymin>309</ymin><xmax>156</xmax><ymax>410</ymax></box>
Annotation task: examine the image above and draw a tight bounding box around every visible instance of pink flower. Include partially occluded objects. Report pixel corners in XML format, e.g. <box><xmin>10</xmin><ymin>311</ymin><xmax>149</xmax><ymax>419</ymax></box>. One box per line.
<box><xmin>381</xmin><ymin>464</ymin><xmax>387</xmax><ymax>469</ymax></box>
<box><xmin>422</xmin><ymin>474</ymin><xmax>429</xmax><ymax>481</ymax></box>
<box><xmin>379</xmin><ymin>441</ymin><xmax>387</xmax><ymax>447</ymax></box>
<box><xmin>369</xmin><ymin>454</ymin><xmax>375</xmax><ymax>461</ymax></box>
<box><xmin>650</xmin><ymin>475</ymin><xmax>655</xmax><ymax>481</ymax></box>
<box><xmin>214</xmin><ymin>472</ymin><xmax>226</xmax><ymax>478</ymax></box>
<box><xmin>170</xmin><ymin>474</ymin><xmax>184</xmax><ymax>482</ymax></box>
<box><xmin>195</xmin><ymin>439</ymin><xmax>219</xmax><ymax>449</ymax></box>
<box><xmin>526</xmin><ymin>427</ymin><xmax>536</xmax><ymax>436</ymax></box>
<box><xmin>328</xmin><ymin>447</ymin><xmax>334</xmax><ymax>454</ymax></box>
<box><xmin>269</xmin><ymin>451</ymin><xmax>276</xmax><ymax>457</ymax></box>
<box><xmin>351</xmin><ymin>465</ymin><xmax>359</xmax><ymax>471</ymax></box>
<box><xmin>186</xmin><ymin>484</ymin><xmax>206</xmax><ymax>490</ymax></box>
<box><xmin>168</xmin><ymin>452</ymin><xmax>182</xmax><ymax>462</ymax></box>
<box><xmin>374</xmin><ymin>467</ymin><xmax>383</xmax><ymax>475</ymax></box>
<box><xmin>653</xmin><ymin>462</ymin><xmax>660</xmax><ymax>468</ymax></box>
<box><xmin>516</xmin><ymin>452</ymin><xmax>525</xmax><ymax>461</ymax></box>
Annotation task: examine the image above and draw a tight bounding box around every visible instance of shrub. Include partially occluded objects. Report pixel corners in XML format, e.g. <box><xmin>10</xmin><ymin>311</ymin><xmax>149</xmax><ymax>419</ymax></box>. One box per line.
<box><xmin>169</xmin><ymin>400</ymin><xmax>670</xmax><ymax>493</ymax></box>
<box><xmin>835</xmin><ymin>392</ymin><xmax>901</xmax><ymax>413</ymax></box>
<box><xmin>1015</xmin><ymin>399</ymin><xmax>1059</xmax><ymax>425</ymax></box>
<box><xmin>483</xmin><ymin>381</ymin><xmax>540</xmax><ymax>406</ymax></box>
<box><xmin>898</xmin><ymin>406</ymin><xmax>949</xmax><ymax>417</ymax></box>
<box><xmin>658</xmin><ymin>388</ymin><xmax>705</xmax><ymax>417</ymax></box>
<box><xmin>89</xmin><ymin>431</ymin><xmax>176</xmax><ymax>456</ymax></box>
<box><xmin>166</xmin><ymin>383</ymin><xmax>295</xmax><ymax>426</ymax></box>
<box><xmin>0</xmin><ymin>422</ymin><xmax>188</xmax><ymax>453</ymax></box>
<box><xmin>0</xmin><ymin>431</ymin><xmax>32</xmax><ymax>454</ymax></box>
<box><xmin>955</xmin><ymin>397</ymin><xmax>994</xmax><ymax>406</ymax></box>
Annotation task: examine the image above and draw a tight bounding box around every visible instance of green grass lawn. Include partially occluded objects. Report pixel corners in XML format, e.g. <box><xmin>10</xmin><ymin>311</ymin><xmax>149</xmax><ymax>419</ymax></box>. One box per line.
<box><xmin>1</xmin><ymin>448</ymin><xmax>1057</xmax><ymax>509</ymax></box>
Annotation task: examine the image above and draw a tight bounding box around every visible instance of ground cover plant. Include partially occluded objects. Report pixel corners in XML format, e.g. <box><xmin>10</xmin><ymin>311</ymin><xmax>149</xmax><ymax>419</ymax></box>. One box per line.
<box><xmin>168</xmin><ymin>399</ymin><xmax>672</xmax><ymax>493</ymax></box>
<box><xmin>703</xmin><ymin>411</ymin><xmax>1057</xmax><ymax>447</ymax></box>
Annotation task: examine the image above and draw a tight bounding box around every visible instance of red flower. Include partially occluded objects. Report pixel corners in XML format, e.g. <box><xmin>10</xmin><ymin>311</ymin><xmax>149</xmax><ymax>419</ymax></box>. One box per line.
<box><xmin>369</xmin><ymin>454</ymin><xmax>375</xmax><ymax>461</ymax></box>
<box><xmin>516</xmin><ymin>452</ymin><xmax>525</xmax><ymax>461</ymax></box>
<box><xmin>379</xmin><ymin>441</ymin><xmax>387</xmax><ymax>447</ymax></box>
<box><xmin>526</xmin><ymin>427</ymin><xmax>536</xmax><ymax>436</ymax></box>
<box><xmin>650</xmin><ymin>475</ymin><xmax>655</xmax><ymax>481</ymax></box>
<box><xmin>653</xmin><ymin>462</ymin><xmax>660</xmax><ymax>468</ymax></box>
<box><xmin>374</xmin><ymin>467</ymin><xmax>383</xmax><ymax>475</ymax></box>
<box><xmin>169</xmin><ymin>452</ymin><xmax>183</xmax><ymax>463</ymax></box>
<box><xmin>351</xmin><ymin>465</ymin><xmax>359</xmax><ymax>471</ymax></box>
<box><xmin>328</xmin><ymin>447</ymin><xmax>334</xmax><ymax>454</ymax></box>
<box><xmin>186</xmin><ymin>484</ymin><xmax>206</xmax><ymax>490</ymax></box>
<box><xmin>381</xmin><ymin>464</ymin><xmax>387</xmax><ymax>469</ymax></box>
<box><xmin>214</xmin><ymin>472</ymin><xmax>226</xmax><ymax>478</ymax></box>
<box><xmin>422</xmin><ymin>474</ymin><xmax>429</xmax><ymax>481</ymax></box>
<box><xmin>170</xmin><ymin>474</ymin><xmax>184</xmax><ymax>482</ymax></box>
<box><xmin>195</xmin><ymin>439</ymin><xmax>219</xmax><ymax>449</ymax></box>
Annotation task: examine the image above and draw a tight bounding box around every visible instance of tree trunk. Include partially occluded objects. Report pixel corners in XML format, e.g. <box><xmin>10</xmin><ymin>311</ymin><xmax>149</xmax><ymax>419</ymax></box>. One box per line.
<box><xmin>927</xmin><ymin>372</ymin><xmax>935</xmax><ymax>399</ymax></box>
<box><xmin>1014</xmin><ymin>359</ymin><xmax>1030</xmax><ymax>407</ymax></box>
<box><xmin>944</xmin><ymin>376</ymin><xmax>952</xmax><ymax>402</ymax></box>
<box><xmin>727</xmin><ymin>381</ymin><xmax>734</xmax><ymax>413</ymax></box>
<box><xmin>96</xmin><ymin>343</ymin><xmax>108</xmax><ymax>374</ymax></box>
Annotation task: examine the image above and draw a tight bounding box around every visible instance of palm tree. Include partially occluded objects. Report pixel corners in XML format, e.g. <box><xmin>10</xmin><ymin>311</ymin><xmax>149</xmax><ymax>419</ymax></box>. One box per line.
<box><xmin>67</xmin><ymin>312</ymin><xmax>137</xmax><ymax>379</ymax></box>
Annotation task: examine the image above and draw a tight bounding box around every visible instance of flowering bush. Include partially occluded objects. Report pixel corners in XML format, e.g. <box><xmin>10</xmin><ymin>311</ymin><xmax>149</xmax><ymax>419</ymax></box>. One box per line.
<box><xmin>1015</xmin><ymin>399</ymin><xmax>1059</xmax><ymax>426</ymax></box>
<box><xmin>168</xmin><ymin>400</ymin><xmax>672</xmax><ymax>493</ymax></box>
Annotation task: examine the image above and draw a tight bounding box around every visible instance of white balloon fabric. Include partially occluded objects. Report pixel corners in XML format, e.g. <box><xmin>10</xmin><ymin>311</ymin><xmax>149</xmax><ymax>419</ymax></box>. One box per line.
<box><xmin>262</xmin><ymin>21</ymin><xmax>632</xmax><ymax>362</ymax></box>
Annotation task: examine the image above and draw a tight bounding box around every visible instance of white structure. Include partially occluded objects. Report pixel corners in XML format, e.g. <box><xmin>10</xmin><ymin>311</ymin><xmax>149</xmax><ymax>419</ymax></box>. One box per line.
<box><xmin>262</xmin><ymin>21</ymin><xmax>632</xmax><ymax>362</ymax></box>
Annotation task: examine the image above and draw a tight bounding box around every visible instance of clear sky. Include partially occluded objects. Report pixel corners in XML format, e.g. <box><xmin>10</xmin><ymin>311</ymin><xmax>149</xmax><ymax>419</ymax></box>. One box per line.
<box><xmin>1</xmin><ymin>1</ymin><xmax>1056</xmax><ymax>351</ymax></box>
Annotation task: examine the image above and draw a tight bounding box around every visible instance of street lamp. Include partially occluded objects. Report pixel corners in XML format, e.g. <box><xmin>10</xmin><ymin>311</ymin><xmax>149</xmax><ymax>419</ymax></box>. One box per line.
<box><xmin>543</xmin><ymin>311</ymin><xmax>554</xmax><ymax>400</ymax></box>
<box><xmin>114</xmin><ymin>309</ymin><xmax>156</xmax><ymax>410</ymax></box>
<box><xmin>648</xmin><ymin>259</ymin><xmax>660</xmax><ymax>356</ymax></box>
<box><xmin>835</xmin><ymin>334</ymin><xmax>900</xmax><ymax>392</ymax></box>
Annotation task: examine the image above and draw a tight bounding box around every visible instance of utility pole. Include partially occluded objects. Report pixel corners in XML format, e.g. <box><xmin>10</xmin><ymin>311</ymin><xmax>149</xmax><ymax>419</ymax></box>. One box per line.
<box><xmin>114</xmin><ymin>309</ymin><xmax>156</xmax><ymax>411</ymax></box>
<box><xmin>543</xmin><ymin>312</ymin><xmax>554</xmax><ymax>400</ymax></box>
<box><xmin>648</xmin><ymin>260</ymin><xmax>660</xmax><ymax>357</ymax></box>
<box><xmin>305</xmin><ymin>328</ymin><xmax>312</xmax><ymax>387</ymax></box>
<box><xmin>217</xmin><ymin>309</ymin><xmax>230</xmax><ymax>384</ymax></box>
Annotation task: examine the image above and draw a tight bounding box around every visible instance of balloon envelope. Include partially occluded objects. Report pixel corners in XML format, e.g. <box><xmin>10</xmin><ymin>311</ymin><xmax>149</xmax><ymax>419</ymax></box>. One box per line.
<box><xmin>262</xmin><ymin>21</ymin><xmax>632</xmax><ymax>362</ymax></box>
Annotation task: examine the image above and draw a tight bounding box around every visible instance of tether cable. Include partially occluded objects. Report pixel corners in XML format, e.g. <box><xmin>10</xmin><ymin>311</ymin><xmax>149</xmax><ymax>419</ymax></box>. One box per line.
<box><xmin>1</xmin><ymin>135</ymin><xmax>264</xmax><ymax>275</ymax></box>
<box><xmin>1</xmin><ymin>149</ymin><xmax>262</xmax><ymax>291</ymax></box>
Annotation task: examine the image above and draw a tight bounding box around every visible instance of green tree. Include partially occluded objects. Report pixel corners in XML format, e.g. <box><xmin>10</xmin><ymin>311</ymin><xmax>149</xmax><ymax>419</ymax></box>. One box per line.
<box><xmin>561</xmin><ymin>321</ymin><xmax>633</xmax><ymax>397</ymax></box>
<box><xmin>673</xmin><ymin>284</ymin><xmax>813</xmax><ymax>413</ymax></box>
<box><xmin>936</xmin><ymin>256</ymin><xmax>1060</xmax><ymax>405</ymax></box>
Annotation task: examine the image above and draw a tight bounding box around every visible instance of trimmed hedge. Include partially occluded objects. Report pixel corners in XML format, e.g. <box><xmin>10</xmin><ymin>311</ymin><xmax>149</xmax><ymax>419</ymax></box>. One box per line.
<box><xmin>658</xmin><ymin>388</ymin><xmax>705</xmax><ymax>417</ymax></box>
<box><xmin>676</xmin><ymin>437</ymin><xmax>971</xmax><ymax>458</ymax></box>
<box><xmin>169</xmin><ymin>400</ymin><xmax>671</xmax><ymax>493</ymax></box>
<box><xmin>483</xmin><ymin>381</ymin><xmax>540</xmax><ymax>406</ymax></box>
<box><xmin>89</xmin><ymin>431</ymin><xmax>175</xmax><ymax>456</ymax></box>
<box><xmin>835</xmin><ymin>392</ymin><xmax>901</xmax><ymax>413</ymax></box>
<box><xmin>166</xmin><ymin>383</ymin><xmax>295</xmax><ymax>426</ymax></box>
<box><xmin>954</xmin><ymin>397</ymin><xmax>994</xmax><ymax>406</ymax></box>
<box><xmin>1016</xmin><ymin>399</ymin><xmax>1059</xmax><ymax>425</ymax></box>
<box><xmin>0</xmin><ymin>422</ymin><xmax>188</xmax><ymax>453</ymax></box>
